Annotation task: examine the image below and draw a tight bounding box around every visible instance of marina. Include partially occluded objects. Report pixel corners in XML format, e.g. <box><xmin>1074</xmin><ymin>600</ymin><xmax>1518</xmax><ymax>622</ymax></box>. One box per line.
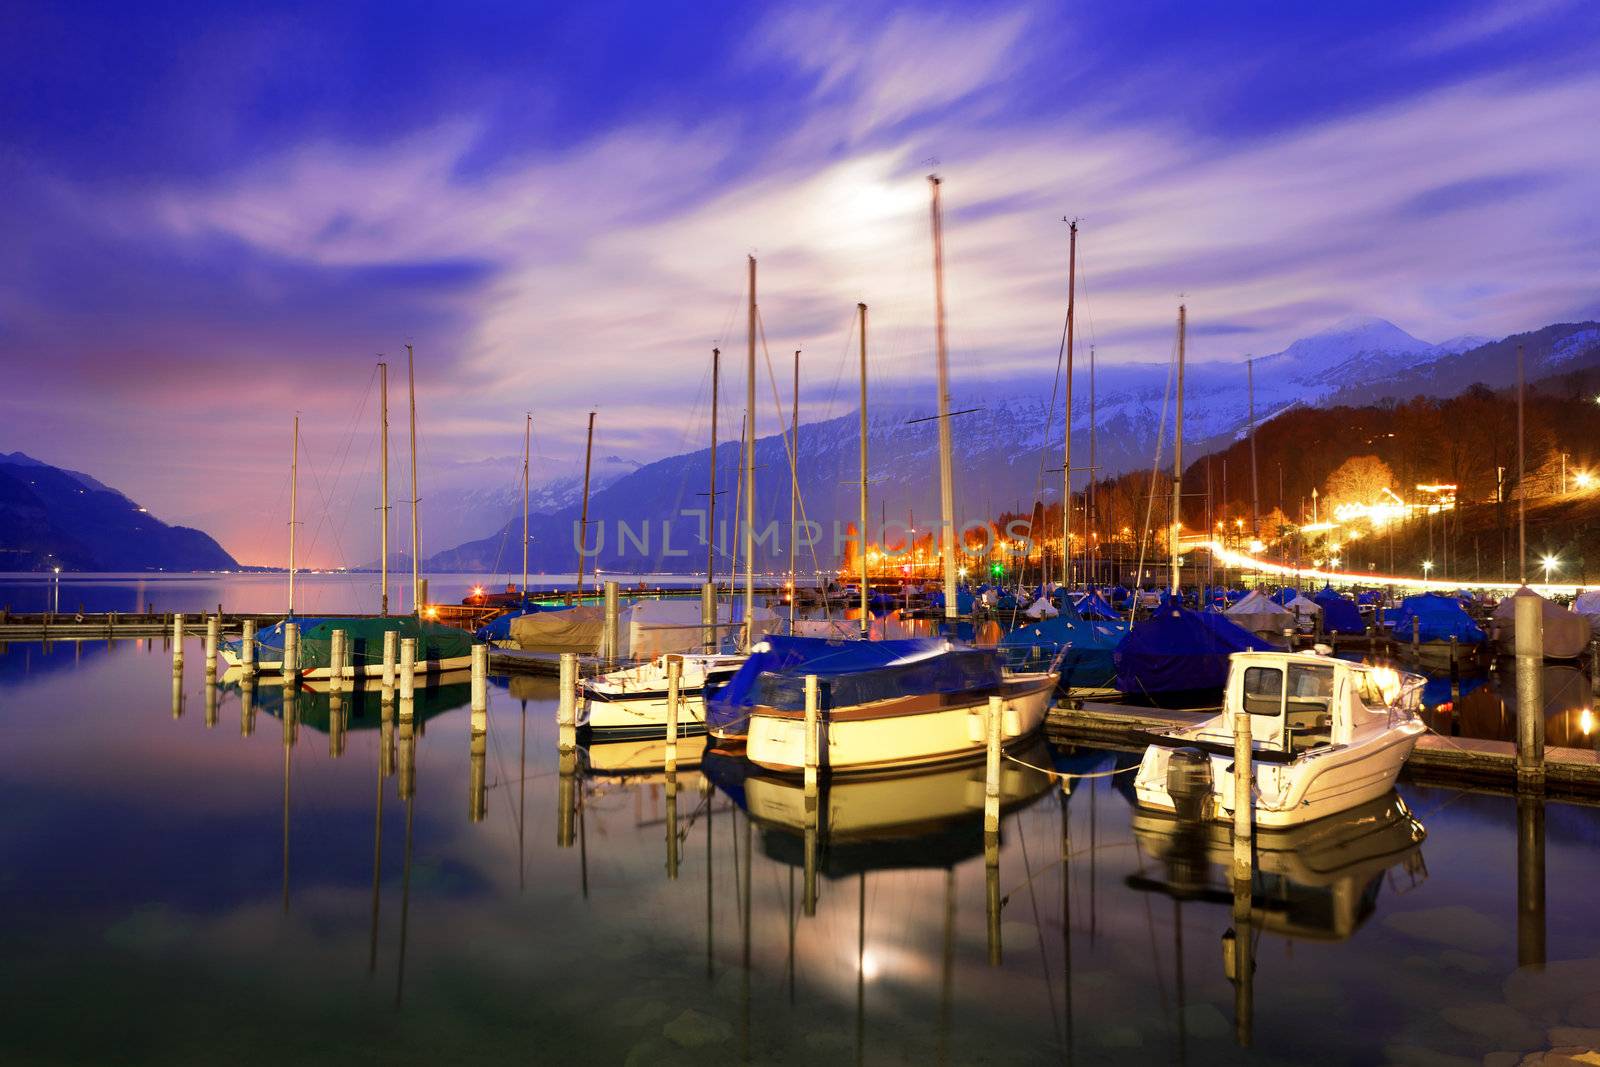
<box><xmin>4</xmin><ymin>574</ymin><xmax>1599</xmax><ymax>1065</ymax></box>
<box><xmin>7</xmin><ymin>5</ymin><xmax>1600</xmax><ymax>1062</ymax></box>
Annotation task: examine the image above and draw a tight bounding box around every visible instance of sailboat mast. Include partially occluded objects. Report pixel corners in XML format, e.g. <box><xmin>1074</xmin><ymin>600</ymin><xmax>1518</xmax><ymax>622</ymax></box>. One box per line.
<box><xmin>1170</xmin><ymin>306</ymin><xmax>1186</xmax><ymax>598</ymax></box>
<box><xmin>1089</xmin><ymin>341</ymin><xmax>1097</xmax><ymax>588</ymax></box>
<box><xmin>575</xmin><ymin>411</ymin><xmax>596</xmax><ymax>594</ymax></box>
<box><xmin>1517</xmin><ymin>343</ymin><xmax>1526</xmax><ymax>584</ymax></box>
<box><xmin>406</xmin><ymin>344</ymin><xmax>420</xmax><ymax>613</ymax></box>
<box><xmin>707</xmin><ymin>348</ymin><xmax>719</xmax><ymax>585</ymax></box>
<box><xmin>790</xmin><ymin>349</ymin><xmax>799</xmax><ymax>634</ymax></box>
<box><xmin>858</xmin><ymin>302</ymin><xmax>870</xmax><ymax>637</ymax></box>
<box><xmin>928</xmin><ymin>176</ymin><xmax>959</xmax><ymax>621</ymax></box>
<box><xmin>289</xmin><ymin>415</ymin><xmax>299</xmax><ymax>616</ymax></box>
<box><xmin>522</xmin><ymin>413</ymin><xmax>531</xmax><ymax>595</ymax></box>
<box><xmin>1063</xmin><ymin>218</ymin><xmax>1077</xmax><ymax>593</ymax></box>
<box><xmin>1248</xmin><ymin>357</ymin><xmax>1260</xmax><ymax>542</ymax></box>
<box><xmin>380</xmin><ymin>361</ymin><xmax>390</xmax><ymax>617</ymax></box>
<box><xmin>744</xmin><ymin>256</ymin><xmax>756</xmax><ymax>646</ymax></box>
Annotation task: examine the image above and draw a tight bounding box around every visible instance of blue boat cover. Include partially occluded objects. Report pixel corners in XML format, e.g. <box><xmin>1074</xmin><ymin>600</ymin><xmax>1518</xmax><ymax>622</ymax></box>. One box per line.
<box><xmin>1073</xmin><ymin>591</ymin><xmax>1120</xmax><ymax>620</ymax></box>
<box><xmin>1269</xmin><ymin>588</ymin><xmax>1298</xmax><ymax>606</ymax></box>
<box><xmin>1000</xmin><ymin>613</ymin><xmax>1127</xmax><ymax>688</ymax></box>
<box><xmin>928</xmin><ymin>588</ymin><xmax>976</xmax><ymax>614</ymax></box>
<box><xmin>475</xmin><ymin>601</ymin><xmax>569</xmax><ymax>641</ymax></box>
<box><xmin>1114</xmin><ymin>606</ymin><xmax>1266</xmax><ymax>696</ymax></box>
<box><xmin>706</xmin><ymin>636</ymin><xmax>1001</xmax><ymax>732</ymax></box>
<box><xmin>1391</xmin><ymin>593</ymin><xmax>1486</xmax><ymax>643</ymax></box>
<box><xmin>1311</xmin><ymin>586</ymin><xmax>1366</xmax><ymax>634</ymax></box>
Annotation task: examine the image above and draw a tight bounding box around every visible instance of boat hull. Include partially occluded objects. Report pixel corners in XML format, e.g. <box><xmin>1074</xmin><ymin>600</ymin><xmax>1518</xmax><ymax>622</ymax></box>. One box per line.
<box><xmin>1134</xmin><ymin>722</ymin><xmax>1424</xmax><ymax>829</ymax></box>
<box><xmin>745</xmin><ymin>674</ymin><xmax>1056</xmax><ymax>775</ymax></box>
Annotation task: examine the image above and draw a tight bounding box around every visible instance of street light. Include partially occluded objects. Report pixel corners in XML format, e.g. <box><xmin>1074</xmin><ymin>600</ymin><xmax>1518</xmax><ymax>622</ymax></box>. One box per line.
<box><xmin>1422</xmin><ymin>560</ymin><xmax>1434</xmax><ymax>582</ymax></box>
<box><xmin>1542</xmin><ymin>554</ymin><xmax>1560</xmax><ymax>584</ymax></box>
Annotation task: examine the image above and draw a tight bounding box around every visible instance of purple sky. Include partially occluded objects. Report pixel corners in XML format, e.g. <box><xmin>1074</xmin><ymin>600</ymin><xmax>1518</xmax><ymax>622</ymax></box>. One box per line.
<box><xmin>2</xmin><ymin>0</ymin><xmax>1597</xmax><ymax>565</ymax></box>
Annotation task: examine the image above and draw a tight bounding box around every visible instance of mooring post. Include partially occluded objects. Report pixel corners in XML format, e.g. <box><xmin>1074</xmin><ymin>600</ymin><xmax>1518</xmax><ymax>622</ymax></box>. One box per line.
<box><xmin>398</xmin><ymin>637</ymin><xmax>416</xmax><ymax>705</ymax></box>
<box><xmin>469</xmin><ymin>717</ymin><xmax>487</xmax><ymax>823</ymax></box>
<box><xmin>1227</xmin><ymin>874</ymin><xmax>1254</xmax><ymax>1047</ymax></box>
<box><xmin>1411</xmin><ymin>615</ymin><xmax>1421</xmax><ymax>661</ymax></box>
<box><xmin>417</xmin><ymin>577</ymin><xmax>429</xmax><ymax>615</ymax></box>
<box><xmin>1517</xmin><ymin>793</ymin><xmax>1546</xmax><ymax>968</ymax></box>
<box><xmin>665</xmin><ymin>655</ymin><xmax>681</xmax><ymax>774</ymax></box>
<box><xmin>329</xmin><ymin>628</ymin><xmax>347</xmax><ymax>694</ymax></box>
<box><xmin>1312</xmin><ymin>609</ymin><xmax>1323</xmax><ymax>646</ymax></box>
<box><xmin>240</xmin><ymin>676</ymin><xmax>256</xmax><ymax>737</ymax></box>
<box><xmin>283</xmin><ymin>622</ymin><xmax>300</xmax><ymax>682</ymax></box>
<box><xmin>328</xmin><ymin>690</ymin><xmax>346</xmax><ymax>758</ymax></box>
<box><xmin>802</xmin><ymin>780</ymin><xmax>819</xmax><ymax>917</ymax></box>
<box><xmin>204</xmin><ymin>614</ymin><xmax>219</xmax><ymax>674</ymax></box>
<box><xmin>1449</xmin><ymin>634</ymin><xmax>1459</xmax><ymax>683</ymax></box>
<box><xmin>603</xmin><ymin>579</ymin><xmax>620</xmax><ymax>664</ymax></box>
<box><xmin>665</xmin><ymin>766</ymin><xmax>680</xmax><ymax>881</ymax></box>
<box><xmin>470</xmin><ymin>642</ymin><xmax>488</xmax><ymax>725</ymax></box>
<box><xmin>558</xmin><ymin>652</ymin><xmax>578</xmax><ymax>754</ymax></box>
<box><xmin>804</xmin><ymin>674</ymin><xmax>821</xmax><ymax>797</ymax></box>
<box><xmin>382</xmin><ymin>629</ymin><xmax>398</xmax><ymax>695</ymax></box>
<box><xmin>985</xmin><ymin>825</ymin><xmax>1002</xmax><ymax>967</ymax></box>
<box><xmin>1515</xmin><ymin>592</ymin><xmax>1545</xmax><ymax>792</ymax></box>
<box><xmin>1232</xmin><ymin>706</ymin><xmax>1254</xmax><ymax>881</ymax></box>
<box><xmin>557</xmin><ymin>749</ymin><xmax>577</xmax><ymax>848</ymax></box>
<box><xmin>242</xmin><ymin>618</ymin><xmax>257</xmax><ymax>674</ymax></box>
<box><xmin>701</xmin><ymin>581</ymin><xmax>717</xmax><ymax>651</ymax></box>
<box><xmin>172</xmin><ymin>612</ymin><xmax>185</xmax><ymax>670</ymax></box>
<box><xmin>985</xmin><ymin>695</ymin><xmax>1005</xmax><ymax>833</ymax></box>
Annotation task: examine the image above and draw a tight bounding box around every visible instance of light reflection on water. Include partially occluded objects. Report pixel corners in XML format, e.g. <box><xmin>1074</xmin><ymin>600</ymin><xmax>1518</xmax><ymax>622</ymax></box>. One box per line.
<box><xmin>3</xmin><ymin>580</ymin><xmax>1600</xmax><ymax>1062</ymax></box>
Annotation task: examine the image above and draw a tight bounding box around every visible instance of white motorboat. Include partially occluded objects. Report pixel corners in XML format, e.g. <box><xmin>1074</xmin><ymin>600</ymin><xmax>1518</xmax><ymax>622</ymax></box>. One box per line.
<box><xmin>579</xmin><ymin>652</ymin><xmax>747</xmax><ymax>739</ymax></box>
<box><xmin>1133</xmin><ymin>650</ymin><xmax>1426</xmax><ymax>829</ymax></box>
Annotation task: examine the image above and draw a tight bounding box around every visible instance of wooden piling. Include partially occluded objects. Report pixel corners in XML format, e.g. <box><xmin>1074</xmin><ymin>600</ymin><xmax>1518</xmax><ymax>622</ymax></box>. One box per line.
<box><xmin>240</xmin><ymin>677</ymin><xmax>256</xmax><ymax>737</ymax></box>
<box><xmin>665</xmin><ymin>769</ymin><xmax>680</xmax><ymax>880</ymax></box>
<box><xmin>1515</xmin><ymin>593</ymin><xmax>1545</xmax><ymax>792</ymax></box>
<box><xmin>283</xmin><ymin>622</ymin><xmax>300</xmax><ymax>682</ymax></box>
<box><xmin>1411</xmin><ymin>615</ymin><xmax>1421</xmax><ymax>660</ymax></box>
<box><xmin>1232</xmin><ymin>706</ymin><xmax>1253</xmax><ymax>880</ymax></box>
<box><xmin>330</xmin><ymin>629</ymin><xmax>347</xmax><ymax>694</ymax></box>
<box><xmin>172</xmin><ymin>612</ymin><xmax>185</xmax><ymax>669</ymax></box>
<box><xmin>470</xmin><ymin>643</ymin><xmax>488</xmax><ymax>722</ymax></box>
<box><xmin>558</xmin><ymin>652</ymin><xmax>578</xmax><ymax>754</ymax></box>
<box><xmin>804</xmin><ymin>674</ymin><xmax>821</xmax><ymax>797</ymax></box>
<box><xmin>398</xmin><ymin>637</ymin><xmax>416</xmax><ymax>704</ymax></box>
<box><xmin>382</xmin><ymin>629</ymin><xmax>398</xmax><ymax>693</ymax></box>
<box><xmin>603</xmin><ymin>580</ymin><xmax>620</xmax><ymax>664</ymax></box>
<box><xmin>242</xmin><ymin>618</ymin><xmax>257</xmax><ymax>674</ymax></box>
<box><xmin>469</xmin><ymin>722</ymin><xmax>487</xmax><ymax>823</ymax></box>
<box><xmin>985</xmin><ymin>829</ymin><xmax>1002</xmax><ymax>966</ymax></box>
<box><xmin>665</xmin><ymin>655</ymin><xmax>681</xmax><ymax>774</ymax></box>
<box><xmin>984</xmin><ymin>696</ymin><xmax>1003</xmax><ymax>834</ymax></box>
<box><xmin>205</xmin><ymin>614</ymin><xmax>220</xmax><ymax>673</ymax></box>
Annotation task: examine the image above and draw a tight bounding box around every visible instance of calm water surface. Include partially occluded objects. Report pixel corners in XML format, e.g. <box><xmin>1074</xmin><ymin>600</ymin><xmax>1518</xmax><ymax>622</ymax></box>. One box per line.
<box><xmin>4</xmin><ymin>577</ymin><xmax>1600</xmax><ymax>1064</ymax></box>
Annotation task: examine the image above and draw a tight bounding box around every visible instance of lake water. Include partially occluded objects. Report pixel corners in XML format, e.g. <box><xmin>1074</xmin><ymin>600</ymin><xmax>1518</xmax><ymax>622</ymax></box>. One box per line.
<box><xmin>4</xmin><ymin>576</ymin><xmax>1600</xmax><ymax>1064</ymax></box>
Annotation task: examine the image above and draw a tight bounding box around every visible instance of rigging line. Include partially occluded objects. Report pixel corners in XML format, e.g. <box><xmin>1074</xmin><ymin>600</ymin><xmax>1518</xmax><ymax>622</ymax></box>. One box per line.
<box><xmin>756</xmin><ymin>307</ymin><xmax>832</xmax><ymax>620</ymax></box>
<box><xmin>1130</xmin><ymin>333</ymin><xmax>1179</xmax><ymax>617</ymax></box>
<box><xmin>300</xmin><ymin>367</ymin><xmax>379</xmax><ymax>578</ymax></box>
<box><xmin>1016</xmin><ymin>810</ymin><xmax>1065</xmax><ymax>1050</ymax></box>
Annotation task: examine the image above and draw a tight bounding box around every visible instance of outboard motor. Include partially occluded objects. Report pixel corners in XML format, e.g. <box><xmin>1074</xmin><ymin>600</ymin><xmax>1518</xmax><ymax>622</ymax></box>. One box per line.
<box><xmin>1165</xmin><ymin>746</ymin><xmax>1214</xmax><ymax>824</ymax></box>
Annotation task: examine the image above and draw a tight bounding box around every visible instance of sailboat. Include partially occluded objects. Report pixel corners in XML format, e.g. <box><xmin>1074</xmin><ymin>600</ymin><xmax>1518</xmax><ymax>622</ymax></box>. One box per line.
<box><xmin>220</xmin><ymin>354</ymin><xmax>475</xmax><ymax>678</ymax></box>
<box><xmin>1113</xmin><ymin>306</ymin><xmax>1265</xmax><ymax>703</ymax></box>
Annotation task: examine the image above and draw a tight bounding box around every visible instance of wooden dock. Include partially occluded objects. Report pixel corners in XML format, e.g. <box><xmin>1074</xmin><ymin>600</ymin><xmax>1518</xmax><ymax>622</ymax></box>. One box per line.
<box><xmin>1047</xmin><ymin>701</ymin><xmax>1600</xmax><ymax>800</ymax></box>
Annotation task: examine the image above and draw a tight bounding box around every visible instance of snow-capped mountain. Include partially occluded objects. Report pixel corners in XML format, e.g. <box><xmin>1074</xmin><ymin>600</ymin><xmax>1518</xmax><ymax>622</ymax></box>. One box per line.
<box><xmin>427</xmin><ymin>317</ymin><xmax>1600</xmax><ymax>572</ymax></box>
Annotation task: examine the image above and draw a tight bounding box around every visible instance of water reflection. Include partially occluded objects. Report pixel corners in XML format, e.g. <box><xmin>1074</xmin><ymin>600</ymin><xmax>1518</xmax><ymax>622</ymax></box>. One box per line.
<box><xmin>4</xmin><ymin>625</ymin><xmax>1600</xmax><ymax>1065</ymax></box>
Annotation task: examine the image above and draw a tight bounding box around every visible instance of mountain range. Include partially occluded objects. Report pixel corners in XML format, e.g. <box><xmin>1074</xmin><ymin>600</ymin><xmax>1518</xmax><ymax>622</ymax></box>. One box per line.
<box><xmin>0</xmin><ymin>452</ymin><xmax>238</xmax><ymax>571</ymax></box>
<box><xmin>426</xmin><ymin>316</ymin><xmax>1600</xmax><ymax>573</ymax></box>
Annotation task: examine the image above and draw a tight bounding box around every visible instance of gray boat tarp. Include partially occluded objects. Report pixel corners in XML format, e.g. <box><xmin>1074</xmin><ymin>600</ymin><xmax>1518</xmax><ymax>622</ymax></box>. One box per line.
<box><xmin>1491</xmin><ymin>587</ymin><xmax>1592</xmax><ymax>659</ymax></box>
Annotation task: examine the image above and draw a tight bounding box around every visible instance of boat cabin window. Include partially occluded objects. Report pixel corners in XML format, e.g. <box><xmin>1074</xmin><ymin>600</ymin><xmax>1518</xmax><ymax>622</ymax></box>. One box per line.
<box><xmin>1242</xmin><ymin>666</ymin><xmax>1283</xmax><ymax>715</ymax></box>
<box><xmin>1285</xmin><ymin>664</ymin><xmax>1336</xmax><ymax>730</ymax></box>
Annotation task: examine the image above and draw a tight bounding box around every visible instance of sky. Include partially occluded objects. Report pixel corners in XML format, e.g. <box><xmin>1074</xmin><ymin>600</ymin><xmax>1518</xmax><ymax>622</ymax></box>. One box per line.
<box><xmin>1</xmin><ymin>0</ymin><xmax>1597</xmax><ymax>565</ymax></box>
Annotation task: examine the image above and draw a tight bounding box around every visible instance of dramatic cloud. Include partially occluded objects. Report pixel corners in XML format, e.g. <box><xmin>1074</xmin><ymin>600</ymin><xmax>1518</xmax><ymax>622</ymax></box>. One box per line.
<box><xmin>0</xmin><ymin>0</ymin><xmax>1596</xmax><ymax>564</ymax></box>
